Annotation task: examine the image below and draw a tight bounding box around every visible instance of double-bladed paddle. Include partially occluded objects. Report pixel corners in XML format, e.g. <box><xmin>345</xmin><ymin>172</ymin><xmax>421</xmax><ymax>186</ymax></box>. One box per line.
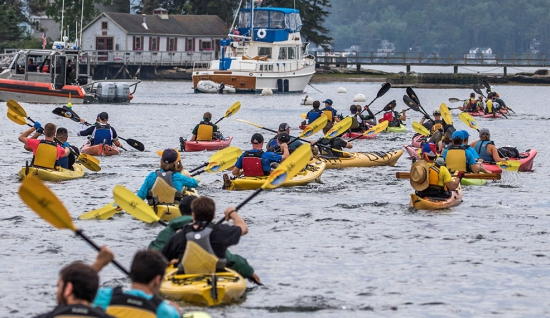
<box><xmin>7</xmin><ymin>100</ymin><xmax>101</xmax><ymax>172</ymax></box>
<box><xmin>359</xmin><ymin>82</ymin><xmax>392</xmax><ymax>115</ymax></box>
<box><xmin>448</xmin><ymin>98</ymin><xmax>466</xmax><ymax>103</ymax></box>
<box><xmin>403</xmin><ymin>95</ymin><xmax>431</xmax><ymax>120</ymax></box>
<box><xmin>458</xmin><ymin>112</ymin><xmax>479</xmax><ymax>131</ymax></box>
<box><xmin>214</xmin><ymin>101</ymin><xmax>241</xmax><ymax>125</ymax></box>
<box><xmin>395</xmin><ymin>172</ymin><xmax>501</xmax><ymax>180</ymax></box>
<box><xmin>112</xmin><ymin>143</ymin><xmax>312</xmax><ymax>225</ymax></box>
<box><xmin>406</xmin><ymin>87</ymin><xmax>430</xmax><ymax>116</ymax></box>
<box><xmin>346</xmin><ymin>120</ymin><xmax>389</xmax><ymax>142</ymax></box>
<box><xmin>412</xmin><ymin>121</ymin><xmax>430</xmax><ymax>136</ymax></box>
<box><xmin>439</xmin><ymin>103</ymin><xmax>453</xmax><ymax>125</ymax></box>
<box><xmin>19</xmin><ymin>176</ymin><xmax>130</xmax><ymax>275</ymax></box>
<box><xmin>52</xmin><ymin>106</ymin><xmax>145</xmax><ymax>151</ymax></box>
<box><xmin>188</xmin><ymin>146</ymin><xmax>243</xmax><ymax>173</ymax></box>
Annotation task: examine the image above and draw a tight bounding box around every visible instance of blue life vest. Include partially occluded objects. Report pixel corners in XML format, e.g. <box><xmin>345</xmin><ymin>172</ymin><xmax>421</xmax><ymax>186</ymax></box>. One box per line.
<box><xmin>92</xmin><ymin>124</ymin><xmax>113</xmax><ymax>146</ymax></box>
<box><xmin>307</xmin><ymin>109</ymin><xmax>323</xmax><ymax>124</ymax></box>
<box><xmin>475</xmin><ymin>140</ymin><xmax>494</xmax><ymax>163</ymax></box>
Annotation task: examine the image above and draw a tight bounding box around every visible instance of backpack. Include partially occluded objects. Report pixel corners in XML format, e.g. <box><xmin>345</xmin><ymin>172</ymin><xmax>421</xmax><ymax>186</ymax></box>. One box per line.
<box><xmin>498</xmin><ymin>146</ymin><xmax>520</xmax><ymax>159</ymax></box>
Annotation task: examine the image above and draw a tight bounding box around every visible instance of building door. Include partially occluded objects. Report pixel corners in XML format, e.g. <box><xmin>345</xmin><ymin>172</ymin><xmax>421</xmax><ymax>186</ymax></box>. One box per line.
<box><xmin>96</xmin><ymin>37</ymin><xmax>113</xmax><ymax>61</ymax></box>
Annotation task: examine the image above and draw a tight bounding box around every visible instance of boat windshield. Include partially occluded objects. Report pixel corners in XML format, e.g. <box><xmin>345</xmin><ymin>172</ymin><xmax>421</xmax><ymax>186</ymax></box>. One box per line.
<box><xmin>238</xmin><ymin>10</ymin><xmax>301</xmax><ymax>31</ymax></box>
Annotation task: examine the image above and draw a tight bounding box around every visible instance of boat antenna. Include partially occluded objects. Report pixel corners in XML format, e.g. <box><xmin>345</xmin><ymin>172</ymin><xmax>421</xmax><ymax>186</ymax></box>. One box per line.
<box><xmin>80</xmin><ymin>0</ymin><xmax>84</xmax><ymax>49</ymax></box>
<box><xmin>230</xmin><ymin>0</ymin><xmax>243</xmax><ymax>30</ymax></box>
<box><xmin>60</xmin><ymin>0</ymin><xmax>65</xmax><ymax>41</ymax></box>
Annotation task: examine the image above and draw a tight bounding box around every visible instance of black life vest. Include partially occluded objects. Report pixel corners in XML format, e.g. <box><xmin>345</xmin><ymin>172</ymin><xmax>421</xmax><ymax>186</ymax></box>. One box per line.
<box><xmin>43</xmin><ymin>304</ymin><xmax>113</xmax><ymax>318</ymax></box>
<box><xmin>106</xmin><ymin>286</ymin><xmax>163</xmax><ymax>318</ymax></box>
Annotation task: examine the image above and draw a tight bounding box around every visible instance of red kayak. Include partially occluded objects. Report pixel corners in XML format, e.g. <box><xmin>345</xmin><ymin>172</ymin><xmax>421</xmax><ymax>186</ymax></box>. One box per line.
<box><xmin>404</xmin><ymin>145</ymin><xmax>420</xmax><ymax>160</ymax></box>
<box><xmin>482</xmin><ymin>149</ymin><xmax>537</xmax><ymax>173</ymax></box>
<box><xmin>342</xmin><ymin>131</ymin><xmax>377</xmax><ymax>140</ymax></box>
<box><xmin>482</xmin><ymin>113</ymin><xmax>504</xmax><ymax>118</ymax></box>
<box><xmin>467</xmin><ymin>111</ymin><xmax>485</xmax><ymax>117</ymax></box>
<box><xmin>80</xmin><ymin>142</ymin><xmax>120</xmax><ymax>156</ymax></box>
<box><xmin>184</xmin><ymin>136</ymin><xmax>233</xmax><ymax>152</ymax></box>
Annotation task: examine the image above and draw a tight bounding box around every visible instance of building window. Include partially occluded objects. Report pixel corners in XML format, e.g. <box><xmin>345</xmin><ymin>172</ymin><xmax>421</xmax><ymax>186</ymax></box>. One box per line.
<box><xmin>186</xmin><ymin>38</ymin><xmax>194</xmax><ymax>51</ymax></box>
<box><xmin>167</xmin><ymin>38</ymin><xmax>177</xmax><ymax>51</ymax></box>
<box><xmin>149</xmin><ymin>37</ymin><xmax>160</xmax><ymax>51</ymax></box>
<box><xmin>101</xmin><ymin>22</ymin><xmax>108</xmax><ymax>30</ymax></box>
<box><xmin>201</xmin><ymin>40</ymin><xmax>212</xmax><ymax>51</ymax></box>
<box><xmin>133</xmin><ymin>36</ymin><xmax>143</xmax><ymax>50</ymax></box>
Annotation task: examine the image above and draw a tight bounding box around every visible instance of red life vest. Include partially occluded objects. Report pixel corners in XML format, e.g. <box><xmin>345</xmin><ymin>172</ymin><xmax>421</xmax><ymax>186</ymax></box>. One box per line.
<box><xmin>242</xmin><ymin>151</ymin><xmax>265</xmax><ymax>177</ymax></box>
<box><xmin>378</xmin><ymin>111</ymin><xmax>394</xmax><ymax>124</ymax></box>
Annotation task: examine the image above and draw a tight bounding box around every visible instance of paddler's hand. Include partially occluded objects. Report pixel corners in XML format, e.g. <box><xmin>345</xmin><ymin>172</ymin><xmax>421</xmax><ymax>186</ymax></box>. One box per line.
<box><xmin>249</xmin><ymin>273</ymin><xmax>262</xmax><ymax>285</ymax></box>
<box><xmin>80</xmin><ymin>118</ymin><xmax>86</xmax><ymax>123</ymax></box>
<box><xmin>456</xmin><ymin>171</ymin><xmax>465</xmax><ymax>180</ymax></box>
<box><xmin>224</xmin><ymin>207</ymin><xmax>238</xmax><ymax>221</ymax></box>
<box><xmin>91</xmin><ymin>246</ymin><xmax>114</xmax><ymax>272</ymax></box>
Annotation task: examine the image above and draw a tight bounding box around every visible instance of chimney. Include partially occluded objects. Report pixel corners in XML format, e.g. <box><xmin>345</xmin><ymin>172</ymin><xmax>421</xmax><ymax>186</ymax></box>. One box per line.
<box><xmin>142</xmin><ymin>14</ymin><xmax>148</xmax><ymax>30</ymax></box>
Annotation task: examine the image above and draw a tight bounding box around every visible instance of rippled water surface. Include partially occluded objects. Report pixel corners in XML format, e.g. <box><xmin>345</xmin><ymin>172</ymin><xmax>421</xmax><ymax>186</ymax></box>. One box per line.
<box><xmin>1</xmin><ymin>81</ymin><xmax>549</xmax><ymax>317</ymax></box>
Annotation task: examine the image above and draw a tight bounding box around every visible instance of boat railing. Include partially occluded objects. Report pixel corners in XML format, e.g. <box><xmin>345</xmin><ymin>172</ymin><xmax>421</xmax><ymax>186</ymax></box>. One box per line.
<box><xmin>193</xmin><ymin>58</ymin><xmax>314</xmax><ymax>74</ymax></box>
<box><xmin>80</xmin><ymin>50</ymin><xmax>216</xmax><ymax>66</ymax></box>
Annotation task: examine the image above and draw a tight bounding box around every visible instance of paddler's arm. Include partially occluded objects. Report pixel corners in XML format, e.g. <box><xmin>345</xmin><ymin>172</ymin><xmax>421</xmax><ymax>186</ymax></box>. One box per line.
<box><xmin>90</xmin><ymin>246</ymin><xmax>114</xmax><ymax>272</ymax></box>
<box><xmin>224</xmin><ymin>207</ymin><xmax>248</xmax><ymax>235</ymax></box>
<box><xmin>279</xmin><ymin>142</ymin><xmax>289</xmax><ymax>160</ymax></box>
<box><xmin>444</xmin><ymin>169</ymin><xmax>462</xmax><ymax>191</ymax></box>
<box><xmin>18</xmin><ymin>127</ymin><xmax>37</xmax><ymax>144</ymax></box>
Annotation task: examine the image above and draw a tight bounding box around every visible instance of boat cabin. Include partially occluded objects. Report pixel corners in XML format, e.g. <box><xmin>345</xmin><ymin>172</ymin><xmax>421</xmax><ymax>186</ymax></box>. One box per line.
<box><xmin>1</xmin><ymin>48</ymin><xmax>90</xmax><ymax>89</ymax></box>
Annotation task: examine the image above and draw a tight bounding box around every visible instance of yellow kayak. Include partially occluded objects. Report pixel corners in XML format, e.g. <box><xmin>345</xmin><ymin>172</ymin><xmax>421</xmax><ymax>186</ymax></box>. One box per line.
<box><xmin>317</xmin><ymin>150</ymin><xmax>403</xmax><ymax>169</ymax></box>
<box><xmin>18</xmin><ymin>163</ymin><xmax>86</xmax><ymax>181</ymax></box>
<box><xmin>409</xmin><ymin>183</ymin><xmax>463</xmax><ymax>210</ymax></box>
<box><xmin>226</xmin><ymin>160</ymin><xmax>325</xmax><ymax>191</ymax></box>
<box><xmin>152</xmin><ymin>189</ymin><xmax>200</xmax><ymax>222</ymax></box>
<box><xmin>159</xmin><ymin>266</ymin><xmax>247</xmax><ymax>306</ymax></box>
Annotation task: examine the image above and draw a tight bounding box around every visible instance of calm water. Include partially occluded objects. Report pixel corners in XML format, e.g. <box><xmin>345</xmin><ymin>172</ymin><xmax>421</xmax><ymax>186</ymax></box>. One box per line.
<box><xmin>1</xmin><ymin>81</ymin><xmax>549</xmax><ymax>317</ymax></box>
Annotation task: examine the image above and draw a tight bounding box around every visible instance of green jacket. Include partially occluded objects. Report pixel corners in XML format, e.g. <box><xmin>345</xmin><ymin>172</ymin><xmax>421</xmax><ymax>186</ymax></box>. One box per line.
<box><xmin>148</xmin><ymin>216</ymin><xmax>254</xmax><ymax>279</ymax></box>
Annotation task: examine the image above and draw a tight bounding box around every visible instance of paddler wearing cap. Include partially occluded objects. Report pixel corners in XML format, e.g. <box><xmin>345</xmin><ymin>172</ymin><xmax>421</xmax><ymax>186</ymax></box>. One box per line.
<box><xmin>231</xmin><ymin>133</ymin><xmax>289</xmax><ymax>177</ymax></box>
<box><xmin>77</xmin><ymin>112</ymin><xmax>122</xmax><ymax>148</ymax></box>
<box><xmin>321</xmin><ymin>99</ymin><xmax>340</xmax><ymax>123</ymax></box>
<box><xmin>442</xmin><ymin>130</ymin><xmax>485</xmax><ymax>173</ymax></box>
<box><xmin>190</xmin><ymin>112</ymin><xmax>220</xmax><ymax>142</ymax></box>
<box><xmin>349</xmin><ymin>105</ymin><xmax>375</xmax><ymax>132</ymax></box>
<box><xmin>136</xmin><ymin>148</ymin><xmax>198</xmax><ymax>204</ymax></box>
<box><xmin>469</xmin><ymin>128</ymin><xmax>508</xmax><ymax>164</ymax></box>
<box><xmin>267</xmin><ymin>123</ymin><xmax>303</xmax><ymax>153</ymax></box>
<box><xmin>410</xmin><ymin>148</ymin><xmax>463</xmax><ymax>198</ymax></box>
<box><xmin>312</xmin><ymin>124</ymin><xmax>352</xmax><ymax>158</ymax></box>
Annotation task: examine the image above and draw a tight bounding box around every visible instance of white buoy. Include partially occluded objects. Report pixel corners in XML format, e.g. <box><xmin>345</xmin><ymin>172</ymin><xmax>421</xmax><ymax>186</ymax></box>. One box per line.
<box><xmin>261</xmin><ymin>88</ymin><xmax>273</xmax><ymax>96</ymax></box>
<box><xmin>300</xmin><ymin>95</ymin><xmax>313</xmax><ymax>105</ymax></box>
<box><xmin>337</xmin><ymin>87</ymin><xmax>347</xmax><ymax>93</ymax></box>
<box><xmin>353</xmin><ymin>93</ymin><xmax>366</xmax><ymax>102</ymax></box>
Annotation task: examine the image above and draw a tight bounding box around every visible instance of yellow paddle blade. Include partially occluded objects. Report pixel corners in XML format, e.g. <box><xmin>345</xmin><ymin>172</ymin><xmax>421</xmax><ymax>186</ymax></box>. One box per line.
<box><xmin>496</xmin><ymin>160</ymin><xmax>521</xmax><ymax>172</ymax></box>
<box><xmin>235</xmin><ymin>118</ymin><xmax>264</xmax><ymax>129</ymax></box>
<box><xmin>19</xmin><ymin>176</ymin><xmax>77</xmax><ymax>231</ymax></box>
<box><xmin>364</xmin><ymin>120</ymin><xmax>389</xmax><ymax>136</ymax></box>
<box><xmin>113</xmin><ymin>185</ymin><xmax>160</xmax><ymax>223</ymax></box>
<box><xmin>262</xmin><ymin>143</ymin><xmax>312</xmax><ymax>190</ymax></box>
<box><xmin>301</xmin><ymin>113</ymin><xmax>306</xmax><ymax>119</ymax></box>
<box><xmin>7</xmin><ymin>109</ymin><xmax>27</xmax><ymax>126</ymax></box>
<box><xmin>324</xmin><ymin>116</ymin><xmax>353</xmax><ymax>139</ymax></box>
<box><xmin>459</xmin><ymin>112</ymin><xmax>478</xmax><ymax>130</ymax></box>
<box><xmin>224</xmin><ymin>101</ymin><xmax>241</xmax><ymax>118</ymax></box>
<box><xmin>300</xmin><ymin>114</ymin><xmax>327</xmax><ymax>138</ymax></box>
<box><xmin>439</xmin><ymin>103</ymin><xmax>452</xmax><ymax>125</ymax></box>
<box><xmin>412</xmin><ymin>121</ymin><xmax>430</xmax><ymax>136</ymax></box>
<box><xmin>78</xmin><ymin>202</ymin><xmax>118</xmax><ymax>220</ymax></box>
<box><xmin>77</xmin><ymin>154</ymin><xmax>101</xmax><ymax>172</ymax></box>
<box><xmin>204</xmin><ymin>148</ymin><xmax>242</xmax><ymax>173</ymax></box>
<box><xmin>7</xmin><ymin>99</ymin><xmax>27</xmax><ymax>117</ymax></box>
<box><xmin>209</xmin><ymin>146</ymin><xmax>241</xmax><ymax>163</ymax></box>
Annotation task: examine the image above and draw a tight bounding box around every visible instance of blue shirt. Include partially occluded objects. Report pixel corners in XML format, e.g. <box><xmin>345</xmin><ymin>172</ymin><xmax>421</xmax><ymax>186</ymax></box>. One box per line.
<box><xmin>137</xmin><ymin>169</ymin><xmax>199</xmax><ymax>199</ymax></box>
<box><xmin>93</xmin><ymin>287</ymin><xmax>180</xmax><ymax>318</ymax></box>
<box><xmin>464</xmin><ymin>145</ymin><xmax>479</xmax><ymax>160</ymax></box>
<box><xmin>306</xmin><ymin>109</ymin><xmax>323</xmax><ymax>124</ymax></box>
<box><xmin>235</xmin><ymin>149</ymin><xmax>282</xmax><ymax>173</ymax></box>
<box><xmin>267</xmin><ymin>137</ymin><xmax>303</xmax><ymax>153</ymax></box>
<box><xmin>442</xmin><ymin>147</ymin><xmax>477</xmax><ymax>167</ymax></box>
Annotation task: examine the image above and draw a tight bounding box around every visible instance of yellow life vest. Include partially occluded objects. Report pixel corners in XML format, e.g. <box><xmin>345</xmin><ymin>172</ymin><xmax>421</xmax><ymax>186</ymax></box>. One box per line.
<box><xmin>148</xmin><ymin>171</ymin><xmax>182</xmax><ymax>205</ymax></box>
<box><xmin>196</xmin><ymin>123</ymin><xmax>214</xmax><ymax>141</ymax></box>
<box><xmin>323</xmin><ymin>109</ymin><xmax>334</xmax><ymax>122</ymax></box>
<box><xmin>33</xmin><ymin>140</ymin><xmax>59</xmax><ymax>169</ymax></box>
<box><xmin>106</xmin><ymin>286</ymin><xmax>162</xmax><ymax>318</ymax></box>
<box><xmin>445</xmin><ymin>147</ymin><xmax>467</xmax><ymax>172</ymax></box>
<box><xmin>486</xmin><ymin>100</ymin><xmax>493</xmax><ymax>113</ymax></box>
<box><xmin>430</xmin><ymin>122</ymin><xmax>443</xmax><ymax>135</ymax></box>
<box><xmin>428</xmin><ymin>164</ymin><xmax>441</xmax><ymax>187</ymax></box>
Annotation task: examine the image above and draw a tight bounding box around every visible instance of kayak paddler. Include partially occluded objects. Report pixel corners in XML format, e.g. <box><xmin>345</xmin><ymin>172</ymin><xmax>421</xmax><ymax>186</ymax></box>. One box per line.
<box><xmin>312</xmin><ymin>124</ymin><xmax>352</xmax><ymax>158</ymax></box>
<box><xmin>231</xmin><ymin>133</ymin><xmax>289</xmax><ymax>177</ymax></box>
<box><xmin>410</xmin><ymin>149</ymin><xmax>463</xmax><ymax>199</ymax></box>
<box><xmin>267</xmin><ymin>123</ymin><xmax>303</xmax><ymax>153</ymax></box>
<box><xmin>442</xmin><ymin>131</ymin><xmax>485</xmax><ymax>173</ymax></box>
<box><xmin>190</xmin><ymin>112</ymin><xmax>221</xmax><ymax>142</ymax></box>
<box><xmin>77</xmin><ymin>112</ymin><xmax>123</xmax><ymax>148</ymax></box>
<box><xmin>18</xmin><ymin>122</ymin><xmax>70</xmax><ymax>170</ymax></box>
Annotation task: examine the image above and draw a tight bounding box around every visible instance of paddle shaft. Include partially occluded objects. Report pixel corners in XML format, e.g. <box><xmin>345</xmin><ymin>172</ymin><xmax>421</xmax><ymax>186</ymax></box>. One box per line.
<box><xmin>76</xmin><ymin>229</ymin><xmax>131</xmax><ymax>276</ymax></box>
<box><xmin>359</xmin><ymin>82</ymin><xmax>391</xmax><ymax>115</ymax></box>
<box><xmin>189</xmin><ymin>163</ymin><xmax>207</xmax><ymax>173</ymax></box>
<box><xmin>395</xmin><ymin>172</ymin><xmax>501</xmax><ymax>180</ymax></box>
<box><xmin>217</xmin><ymin>188</ymin><xmax>262</xmax><ymax>224</ymax></box>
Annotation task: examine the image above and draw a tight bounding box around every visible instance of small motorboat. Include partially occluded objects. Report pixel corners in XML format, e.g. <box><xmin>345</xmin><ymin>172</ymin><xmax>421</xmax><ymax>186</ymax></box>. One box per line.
<box><xmin>196</xmin><ymin>80</ymin><xmax>236</xmax><ymax>94</ymax></box>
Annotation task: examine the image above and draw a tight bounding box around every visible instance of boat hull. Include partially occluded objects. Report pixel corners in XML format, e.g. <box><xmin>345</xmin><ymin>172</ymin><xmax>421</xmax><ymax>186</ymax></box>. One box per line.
<box><xmin>184</xmin><ymin>137</ymin><xmax>233</xmax><ymax>152</ymax></box>
<box><xmin>410</xmin><ymin>184</ymin><xmax>463</xmax><ymax>210</ymax></box>
<box><xmin>0</xmin><ymin>79</ymin><xmax>89</xmax><ymax>103</ymax></box>
<box><xmin>318</xmin><ymin>150</ymin><xmax>403</xmax><ymax>169</ymax></box>
<box><xmin>18</xmin><ymin>163</ymin><xmax>86</xmax><ymax>181</ymax></box>
<box><xmin>482</xmin><ymin>149</ymin><xmax>537</xmax><ymax>173</ymax></box>
<box><xmin>80</xmin><ymin>143</ymin><xmax>121</xmax><ymax>156</ymax></box>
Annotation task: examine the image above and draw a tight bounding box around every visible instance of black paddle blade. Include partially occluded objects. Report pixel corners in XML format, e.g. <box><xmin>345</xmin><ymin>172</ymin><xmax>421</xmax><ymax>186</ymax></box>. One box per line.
<box><xmin>402</xmin><ymin>95</ymin><xmax>420</xmax><ymax>112</ymax></box>
<box><xmin>377</xmin><ymin>82</ymin><xmax>392</xmax><ymax>98</ymax></box>
<box><xmin>52</xmin><ymin>106</ymin><xmax>81</xmax><ymax>123</ymax></box>
<box><xmin>406</xmin><ymin>87</ymin><xmax>421</xmax><ymax>106</ymax></box>
<box><xmin>125</xmin><ymin>138</ymin><xmax>145</xmax><ymax>151</ymax></box>
<box><xmin>473</xmin><ymin>86</ymin><xmax>485</xmax><ymax>97</ymax></box>
<box><xmin>482</xmin><ymin>80</ymin><xmax>492</xmax><ymax>92</ymax></box>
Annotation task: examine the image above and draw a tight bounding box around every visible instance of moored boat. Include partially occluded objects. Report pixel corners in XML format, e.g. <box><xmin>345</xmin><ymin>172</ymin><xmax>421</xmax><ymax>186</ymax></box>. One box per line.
<box><xmin>410</xmin><ymin>183</ymin><xmax>463</xmax><ymax>210</ymax></box>
<box><xmin>482</xmin><ymin>149</ymin><xmax>537</xmax><ymax>173</ymax></box>
<box><xmin>192</xmin><ymin>3</ymin><xmax>315</xmax><ymax>93</ymax></box>
<box><xmin>318</xmin><ymin>150</ymin><xmax>403</xmax><ymax>169</ymax></box>
<box><xmin>18</xmin><ymin>163</ymin><xmax>86</xmax><ymax>182</ymax></box>
<box><xmin>160</xmin><ymin>266</ymin><xmax>246</xmax><ymax>306</ymax></box>
<box><xmin>183</xmin><ymin>136</ymin><xmax>234</xmax><ymax>152</ymax></box>
<box><xmin>225</xmin><ymin>160</ymin><xmax>325</xmax><ymax>190</ymax></box>
<box><xmin>80</xmin><ymin>142</ymin><xmax>121</xmax><ymax>156</ymax></box>
<box><xmin>196</xmin><ymin>80</ymin><xmax>236</xmax><ymax>94</ymax></box>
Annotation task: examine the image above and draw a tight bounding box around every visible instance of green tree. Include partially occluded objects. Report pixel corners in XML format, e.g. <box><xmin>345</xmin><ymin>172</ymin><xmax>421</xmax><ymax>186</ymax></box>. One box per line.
<box><xmin>0</xmin><ymin>3</ymin><xmax>25</xmax><ymax>42</ymax></box>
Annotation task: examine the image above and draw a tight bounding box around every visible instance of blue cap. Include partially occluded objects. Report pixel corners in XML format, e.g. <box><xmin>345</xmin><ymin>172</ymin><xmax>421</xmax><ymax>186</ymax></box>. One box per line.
<box><xmin>323</xmin><ymin>99</ymin><xmax>333</xmax><ymax>105</ymax></box>
<box><xmin>422</xmin><ymin>143</ymin><xmax>432</xmax><ymax>153</ymax></box>
<box><xmin>460</xmin><ymin>130</ymin><xmax>470</xmax><ymax>140</ymax></box>
<box><xmin>452</xmin><ymin>131</ymin><xmax>464</xmax><ymax>140</ymax></box>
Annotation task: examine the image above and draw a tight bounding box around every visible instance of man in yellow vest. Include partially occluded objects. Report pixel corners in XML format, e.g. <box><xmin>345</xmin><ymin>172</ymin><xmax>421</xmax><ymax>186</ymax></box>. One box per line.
<box><xmin>190</xmin><ymin>112</ymin><xmax>219</xmax><ymax>141</ymax></box>
<box><xmin>18</xmin><ymin>122</ymin><xmax>70</xmax><ymax>169</ymax></box>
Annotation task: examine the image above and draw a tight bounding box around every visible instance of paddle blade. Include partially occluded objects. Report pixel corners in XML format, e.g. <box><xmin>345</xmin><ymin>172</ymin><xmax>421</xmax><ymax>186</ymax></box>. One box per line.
<box><xmin>224</xmin><ymin>101</ymin><xmax>241</xmax><ymax>118</ymax></box>
<box><xmin>496</xmin><ymin>160</ymin><xmax>521</xmax><ymax>172</ymax></box>
<box><xmin>19</xmin><ymin>176</ymin><xmax>77</xmax><ymax>231</ymax></box>
<box><xmin>204</xmin><ymin>148</ymin><xmax>242</xmax><ymax>173</ymax></box>
<box><xmin>262</xmin><ymin>144</ymin><xmax>312</xmax><ymax>190</ymax></box>
<box><xmin>124</xmin><ymin>138</ymin><xmax>145</xmax><ymax>151</ymax></box>
<box><xmin>7</xmin><ymin>99</ymin><xmax>27</xmax><ymax>117</ymax></box>
<box><xmin>7</xmin><ymin>109</ymin><xmax>28</xmax><ymax>126</ymax></box>
<box><xmin>406</xmin><ymin>87</ymin><xmax>421</xmax><ymax>106</ymax></box>
<box><xmin>439</xmin><ymin>103</ymin><xmax>452</xmax><ymax>125</ymax></box>
<box><xmin>473</xmin><ymin>86</ymin><xmax>485</xmax><ymax>97</ymax></box>
<box><xmin>412</xmin><ymin>121</ymin><xmax>430</xmax><ymax>136</ymax></box>
<box><xmin>301</xmin><ymin>113</ymin><xmax>306</xmax><ymax>119</ymax></box>
<box><xmin>78</xmin><ymin>202</ymin><xmax>118</xmax><ymax>220</ymax></box>
<box><xmin>300</xmin><ymin>114</ymin><xmax>327</xmax><ymax>138</ymax></box>
<box><xmin>364</xmin><ymin>120</ymin><xmax>388</xmax><ymax>136</ymax></box>
<box><xmin>113</xmin><ymin>185</ymin><xmax>160</xmax><ymax>223</ymax></box>
<box><xmin>324</xmin><ymin>116</ymin><xmax>352</xmax><ymax>139</ymax></box>
<box><xmin>52</xmin><ymin>106</ymin><xmax>82</xmax><ymax>123</ymax></box>
<box><xmin>482</xmin><ymin>80</ymin><xmax>492</xmax><ymax>92</ymax></box>
<box><xmin>402</xmin><ymin>95</ymin><xmax>421</xmax><ymax>112</ymax></box>
<box><xmin>458</xmin><ymin>112</ymin><xmax>478</xmax><ymax>130</ymax></box>
<box><xmin>448</xmin><ymin>98</ymin><xmax>462</xmax><ymax>103</ymax></box>
<box><xmin>209</xmin><ymin>146</ymin><xmax>242</xmax><ymax>164</ymax></box>
<box><xmin>235</xmin><ymin>118</ymin><xmax>264</xmax><ymax>129</ymax></box>
<box><xmin>77</xmin><ymin>154</ymin><xmax>101</xmax><ymax>172</ymax></box>
<box><xmin>376</xmin><ymin>82</ymin><xmax>392</xmax><ymax>98</ymax></box>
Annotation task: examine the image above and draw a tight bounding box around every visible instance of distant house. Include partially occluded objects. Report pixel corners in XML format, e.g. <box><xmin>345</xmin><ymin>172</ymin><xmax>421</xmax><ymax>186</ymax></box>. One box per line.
<box><xmin>466</xmin><ymin>47</ymin><xmax>494</xmax><ymax>59</ymax></box>
<box><xmin>81</xmin><ymin>8</ymin><xmax>229</xmax><ymax>63</ymax></box>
